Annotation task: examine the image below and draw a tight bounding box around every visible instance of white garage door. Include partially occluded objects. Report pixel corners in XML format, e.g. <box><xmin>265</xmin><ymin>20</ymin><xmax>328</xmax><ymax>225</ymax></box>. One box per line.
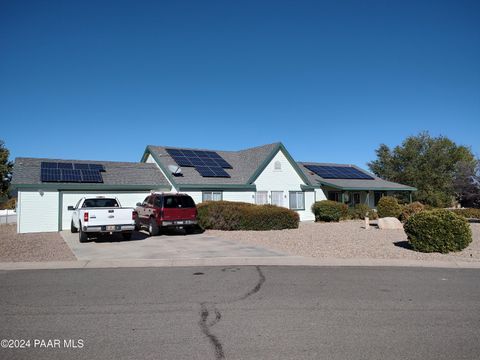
<box><xmin>18</xmin><ymin>190</ymin><xmax>59</xmax><ymax>233</ymax></box>
<box><xmin>60</xmin><ymin>191</ymin><xmax>152</xmax><ymax>231</ymax></box>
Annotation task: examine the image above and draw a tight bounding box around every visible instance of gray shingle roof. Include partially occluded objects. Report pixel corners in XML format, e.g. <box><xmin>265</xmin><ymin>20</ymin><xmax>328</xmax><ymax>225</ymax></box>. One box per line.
<box><xmin>12</xmin><ymin>157</ymin><xmax>170</xmax><ymax>188</ymax></box>
<box><xmin>145</xmin><ymin>143</ymin><xmax>280</xmax><ymax>185</ymax></box>
<box><xmin>297</xmin><ymin>162</ymin><xmax>416</xmax><ymax>191</ymax></box>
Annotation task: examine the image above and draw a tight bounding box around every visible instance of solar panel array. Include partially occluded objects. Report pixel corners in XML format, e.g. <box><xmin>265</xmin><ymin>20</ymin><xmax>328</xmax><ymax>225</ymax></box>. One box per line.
<box><xmin>40</xmin><ymin>162</ymin><xmax>105</xmax><ymax>183</ymax></box>
<box><xmin>166</xmin><ymin>148</ymin><xmax>232</xmax><ymax>178</ymax></box>
<box><xmin>305</xmin><ymin>165</ymin><xmax>374</xmax><ymax>180</ymax></box>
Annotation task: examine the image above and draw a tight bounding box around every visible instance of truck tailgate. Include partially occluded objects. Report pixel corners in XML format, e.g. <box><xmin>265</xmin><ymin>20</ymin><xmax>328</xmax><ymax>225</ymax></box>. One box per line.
<box><xmin>83</xmin><ymin>208</ymin><xmax>134</xmax><ymax>227</ymax></box>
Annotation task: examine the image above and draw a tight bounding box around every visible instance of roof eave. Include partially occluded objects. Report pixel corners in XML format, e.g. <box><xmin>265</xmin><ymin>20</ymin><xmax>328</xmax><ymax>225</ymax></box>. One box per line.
<box><xmin>316</xmin><ymin>179</ymin><xmax>416</xmax><ymax>191</ymax></box>
<box><xmin>177</xmin><ymin>184</ymin><xmax>256</xmax><ymax>191</ymax></box>
<box><xmin>12</xmin><ymin>183</ymin><xmax>171</xmax><ymax>191</ymax></box>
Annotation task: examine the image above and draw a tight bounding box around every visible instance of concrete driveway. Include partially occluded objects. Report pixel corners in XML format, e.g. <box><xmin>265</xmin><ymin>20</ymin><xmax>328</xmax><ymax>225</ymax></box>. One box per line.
<box><xmin>61</xmin><ymin>230</ymin><xmax>286</xmax><ymax>261</ymax></box>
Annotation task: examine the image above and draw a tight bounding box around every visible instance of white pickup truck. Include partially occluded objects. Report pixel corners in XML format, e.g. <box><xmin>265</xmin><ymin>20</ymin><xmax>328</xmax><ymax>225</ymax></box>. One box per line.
<box><xmin>69</xmin><ymin>197</ymin><xmax>136</xmax><ymax>242</ymax></box>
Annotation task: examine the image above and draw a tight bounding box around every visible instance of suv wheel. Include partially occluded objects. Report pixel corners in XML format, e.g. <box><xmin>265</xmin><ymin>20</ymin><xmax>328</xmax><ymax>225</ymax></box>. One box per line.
<box><xmin>148</xmin><ymin>218</ymin><xmax>159</xmax><ymax>236</ymax></box>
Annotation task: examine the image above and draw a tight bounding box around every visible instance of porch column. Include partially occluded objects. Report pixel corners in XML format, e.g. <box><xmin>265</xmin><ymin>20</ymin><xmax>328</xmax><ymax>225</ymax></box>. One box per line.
<box><xmin>409</xmin><ymin>192</ymin><xmax>412</xmax><ymax>203</ymax></box>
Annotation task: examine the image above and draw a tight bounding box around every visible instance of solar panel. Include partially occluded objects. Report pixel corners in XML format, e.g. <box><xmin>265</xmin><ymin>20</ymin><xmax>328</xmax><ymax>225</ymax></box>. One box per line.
<box><xmin>194</xmin><ymin>166</ymin><xmax>230</xmax><ymax>178</ymax></box>
<box><xmin>61</xmin><ymin>169</ymin><xmax>82</xmax><ymax>182</ymax></box>
<box><xmin>80</xmin><ymin>169</ymin><xmax>103</xmax><ymax>183</ymax></box>
<box><xmin>57</xmin><ymin>163</ymin><xmax>74</xmax><ymax>170</ymax></box>
<box><xmin>40</xmin><ymin>162</ymin><xmax>105</xmax><ymax>183</ymax></box>
<box><xmin>166</xmin><ymin>148</ymin><xmax>233</xmax><ymax>171</ymax></box>
<box><xmin>73</xmin><ymin>163</ymin><xmax>90</xmax><ymax>170</ymax></box>
<box><xmin>305</xmin><ymin>165</ymin><xmax>374</xmax><ymax>180</ymax></box>
<box><xmin>41</xmin><ymin>168</ymin><xmax>61</xmax><ymax>182</ymax></box>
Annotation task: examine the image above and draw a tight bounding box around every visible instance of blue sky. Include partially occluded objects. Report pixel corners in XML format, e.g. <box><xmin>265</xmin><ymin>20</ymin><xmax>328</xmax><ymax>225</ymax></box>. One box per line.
<box><xmin>1</xmin><ymin>0</ymin><xmax>479</xmax><ymax>168</ymax></box>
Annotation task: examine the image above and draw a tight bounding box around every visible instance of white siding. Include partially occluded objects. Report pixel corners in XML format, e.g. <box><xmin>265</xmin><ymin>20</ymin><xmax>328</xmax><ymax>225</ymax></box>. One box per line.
<box><xmin>17</xmin><ymin>190</ymin><xmax>59</xmax><ymax>233</ymax></box>
<box><xmin>145</xmin><ymin>154</ymin><xmax>177</xmax><ymax>192</ymax></box>
<box><xmin>298</xmin><ymin>191</ymin><xmax>315</xmax><ymax>221</ymax></box>
<box><xmin>254</xmin><ymin>150</ymin><xmax>315</xmax><ymax>221</ymax></box>
<box><xmin>183</xmin><ymin>191</ymin><xmax>202</xmax><ymax>204</ymax></box>
<box><xmin>60</xmin><ymin>191</ymin><xmax>152</xmax><ymax>230</ymax></box>
<box><xmin>315</xmin><ymin>189</ymin><xmax>327</xmax><ymax>202</ymax></box>
<box><xmin>223</xmin><ymin>191</ymin><xmax>255</xmax><ymax>203</ymax></box>
<box><xmin>181</xmin><ymin>191</ymin><xmax>254</xmax><ymax>204</ymax></box>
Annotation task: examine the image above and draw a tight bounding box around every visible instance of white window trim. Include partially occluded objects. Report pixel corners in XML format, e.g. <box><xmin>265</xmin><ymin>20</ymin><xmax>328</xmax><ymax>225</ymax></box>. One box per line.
<box><xmin>271</xmin><ymin>191</ymin><xmax>284</xmax><ymax>207</ymax></box>
<box><xmin>202</xmin><ymin>191</ymin><xmax>223</xmax><ymax>202</ymax></box>
<box><xmin>255</xmin><ymin>191</ymin><xmax>268</xmax><ymax>205</ymax></box>
<box><xmin>289</xmin><ymin>191</ymin><xmax>305</xmax><ymax>210</ymax></box>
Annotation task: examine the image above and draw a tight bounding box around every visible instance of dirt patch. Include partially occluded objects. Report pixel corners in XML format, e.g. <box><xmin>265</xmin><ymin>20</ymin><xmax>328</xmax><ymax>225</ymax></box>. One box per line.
<box><xmin>207</xmin><ymin>221</ymin><xmax>480</xmax><ymax>263</ymax></box>
<box><xmin>0</xmin><ymin>224</ymin><xmax>76</xmax><ymax>262</ymax></box>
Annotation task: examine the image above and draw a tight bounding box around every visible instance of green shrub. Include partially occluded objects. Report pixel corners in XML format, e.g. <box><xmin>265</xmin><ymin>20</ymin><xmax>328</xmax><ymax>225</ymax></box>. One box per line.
<box><xmin>450</xmin><ymin>208</ymin><xmax>480</xmax><ymax>220</ymax></box>
<box><xmin>312</xmin><ymin>200</ymin><xmax>348</xmax><ymax>222</ymax></box>
<box><xmin>400</xmin><ymin>201</ymin><xmax>425</xmax><ymax>222</ymax></box>
<box><xmin>377</xmin><ymin>196</ymin><xmax>402</xmax><ymax>218</ymax></box>
<box><xmin>404</xmin><ymin>209</ymin><xmax>472</xmax><ymax>253</ymax></box>
<box><xmin>348</xmin><ymin>204</ymin><xmax>377</xmax><ymax>220</ymax></box>
<box><xmin>367</xmin><ymin>208</ymin><xmax>379</xmax><ymax>220</ymax></box>
<box><xmin>197</xmin><ymin>201</ymin><xmax>299</xmax><ymax>231</ymax></box>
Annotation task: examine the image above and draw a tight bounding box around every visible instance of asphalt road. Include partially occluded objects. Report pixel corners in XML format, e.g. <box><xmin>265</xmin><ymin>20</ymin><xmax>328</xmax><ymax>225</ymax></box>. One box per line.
<box><xmin>1</xmin><ymin>266</ymin><xmax>479</xmax><ymax>360</ymax></box>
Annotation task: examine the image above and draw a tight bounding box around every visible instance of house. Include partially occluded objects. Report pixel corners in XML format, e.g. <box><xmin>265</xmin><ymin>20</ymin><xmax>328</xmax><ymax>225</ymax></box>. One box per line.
<box><xmin>11</xmin><ymin>142</ymin><xmax>415</xmax><ymax>233</ymax></box>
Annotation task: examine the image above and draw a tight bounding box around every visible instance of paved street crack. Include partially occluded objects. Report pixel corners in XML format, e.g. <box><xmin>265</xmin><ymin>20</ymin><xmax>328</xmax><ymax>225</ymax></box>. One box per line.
<box><xmin>198</xmin><ymin>266</ymin><xmax>266</xmax><ymax>359</ymax></box>
<box><xmin>199</xmin><ymin>303</ymin><xmax>225</xmax><ymax>360</ymax></box>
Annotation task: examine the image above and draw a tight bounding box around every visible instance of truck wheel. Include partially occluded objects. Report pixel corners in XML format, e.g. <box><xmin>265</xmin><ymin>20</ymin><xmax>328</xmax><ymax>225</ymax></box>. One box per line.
<box><xmin>134</xmin><ymin>218</ymin><xmax>141</xmax><ymax>231</ymax></box>
<box><xmin>122</xmin><ymin>232</ymin><xmax>132</xmax><ymax>240</ymax></box>
<box><xmin>148</xmin><ymin>218</ymin><xmax>159</xmax><ymax>236</ymax></box>
<box><xmin>79</xmin><ymin>228</ymin><xmax>88</xmax><ymax>243</ymax></box>
<box><xmin>71</xmin><ymin>220</ymin><xmax>78</xmax><ymax>233</ymax></box>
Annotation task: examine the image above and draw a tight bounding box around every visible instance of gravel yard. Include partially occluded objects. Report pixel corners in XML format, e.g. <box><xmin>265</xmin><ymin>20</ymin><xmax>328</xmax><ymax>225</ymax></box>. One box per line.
<box><xmin>207</xmin><ymin>221</ymin><xmax>480</xmax><ymax>263</ymax></box>
<box><xmin>0</xmin><ymin>224</ymin><xmax>76</xmax><ymax>262</ymax></box>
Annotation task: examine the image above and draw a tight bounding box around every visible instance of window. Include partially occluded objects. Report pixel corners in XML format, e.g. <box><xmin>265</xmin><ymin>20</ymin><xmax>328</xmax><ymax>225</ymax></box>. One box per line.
<box><xmin>274</xmin><ymin>161</ymin><xmax>282</xmax><ymax>171</ymax></box>
<box><xmin>82</xmin><ymin>198</ymin><xmax>119</xmax><ymax>208</ymax></box>
<box><xmin>289</xmin><ymin>191</ymin><xmax>305</xmax><ymax>210</ymax></box>
<box><xmin>271</xmin><ymin>191</ymin><xmax>284</xmax><ymax>207</ymax></box>
<box><xmin>202</xmin><ymin>191</ymin><xmax>223</xmax><ymax>202</ymax></box>
<box><xmin>163</xmin><ymin>195</ymin><xmax>196</xmax><ymax>208</ymax></box>
<box><xmin>255</xmin><ymin>191</ymin><xmax>268</xmax><ymax>205</ymax></box>
<box><xmin>328</xmin><ymin>192</ymin><xmax>340</xmax><ymax>202</ymax></box>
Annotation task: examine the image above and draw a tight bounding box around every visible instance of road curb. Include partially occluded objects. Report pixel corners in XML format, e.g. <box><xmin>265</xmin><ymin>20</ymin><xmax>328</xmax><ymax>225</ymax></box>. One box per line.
<box><xmin>1</xmin><ymin>256</ymin><xmax>480</xmax><ymax>270</ymax></box>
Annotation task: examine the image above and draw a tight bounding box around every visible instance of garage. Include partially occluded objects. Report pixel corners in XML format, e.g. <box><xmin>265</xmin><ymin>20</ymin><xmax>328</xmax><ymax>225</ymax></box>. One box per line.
<box><xmin>12</xmin><ymin>158</ymin><xmax>171</xmax><ymax>233</ymax></box>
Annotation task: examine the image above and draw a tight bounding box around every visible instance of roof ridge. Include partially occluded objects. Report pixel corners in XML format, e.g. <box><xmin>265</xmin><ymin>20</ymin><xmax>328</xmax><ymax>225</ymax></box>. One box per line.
<box><xmin>147</xmin><ymin>142</ymin><xmax>282</xmax><ymax>154</ymax></box>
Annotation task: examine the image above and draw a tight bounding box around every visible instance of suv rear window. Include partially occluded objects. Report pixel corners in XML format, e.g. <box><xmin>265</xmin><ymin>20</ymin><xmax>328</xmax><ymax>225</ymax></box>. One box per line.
<box><xmin>83</xmin><ymin>198</ymin><xmax>119</xmax><ymax>208</ymax></box>
<box><xmin>163</xmin><ymin>195</ymin><xmax>195</xmax><ymax>208</ymax></box>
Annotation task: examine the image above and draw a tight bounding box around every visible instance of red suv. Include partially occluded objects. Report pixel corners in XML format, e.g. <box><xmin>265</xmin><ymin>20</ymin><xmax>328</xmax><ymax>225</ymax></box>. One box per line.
<box><xmin>134</xmin><ymin>193</ymin><xmax>198</xmax><ymax>236</ymax></box>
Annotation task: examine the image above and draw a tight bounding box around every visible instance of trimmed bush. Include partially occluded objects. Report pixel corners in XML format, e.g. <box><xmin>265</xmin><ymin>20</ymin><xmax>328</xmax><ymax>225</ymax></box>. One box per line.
<box><xmin>349</xmin><ymin>204</ymin><xmax>376</xmax><ymax>220</ymax></box>
<box><xmin>377</xmin><ymin>196</ymin><xmax>402</xmax><ymax>218</ymax></box>
<box><xmin>197</xmin><ymin>201</ymin><xmax>299</xmax><ymax>231</ymax></box>
<box><xmin>404</xmin><ymin>209</ymin><xmax>472</xmax><ymax>253</ymax></box>
<box><xmin>312</xmin><ymin>200</ymin><xmax>348</xmax><ymax>222</ymax></box>
<box><xmin>450</xmin><ymin>208</ymin><xmax>480</xmax><ymax>220</ymax></box>
<box><xmin>400</xmin><ymin>201</ymin><xmax>425</xmax><ymax>222</ymax></box>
